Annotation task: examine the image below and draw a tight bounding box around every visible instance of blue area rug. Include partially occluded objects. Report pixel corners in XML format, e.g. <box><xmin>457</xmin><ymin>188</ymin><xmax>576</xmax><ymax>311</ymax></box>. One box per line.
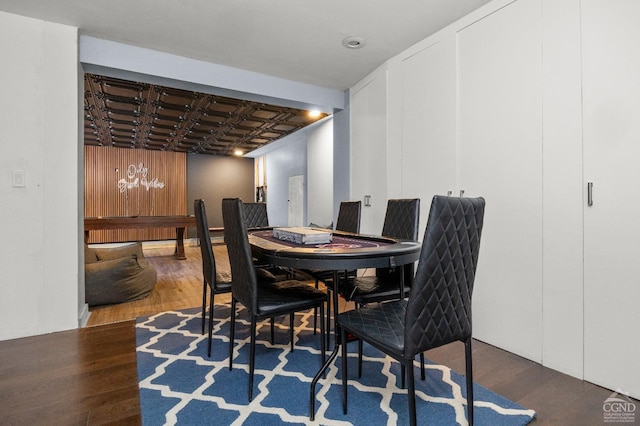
<box><xmin>136</xmin><ymin>306</ymin><xmax>536</xmax><ymax>425</ymax></box>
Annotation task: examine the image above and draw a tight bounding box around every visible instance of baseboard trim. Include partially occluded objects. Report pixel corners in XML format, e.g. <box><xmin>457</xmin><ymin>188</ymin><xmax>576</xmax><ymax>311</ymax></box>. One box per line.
<box><xmin>78</xmin><ymin>303</ymin><xmax>91</xmax><ymax>328</ymax></box>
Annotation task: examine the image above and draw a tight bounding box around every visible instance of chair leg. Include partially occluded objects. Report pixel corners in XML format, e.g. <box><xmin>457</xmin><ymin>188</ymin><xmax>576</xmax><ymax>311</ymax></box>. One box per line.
<box><xmin>229</xmin><ymin>298</ymin><xmax>236</xmax><ymax>370</ymax></box>
<box><xmin>326</xmin><ymin>291</ymin><xmax>332</xmax><ymax>347</ymax></box>
<box><xmin>207</xmin><ymin>289</ymin><xmax>215</xmax><ymax>357</ymax></box>
<box><xmin>465</xmin><ymin>338</ymin><xmax>474</xmax><ymax>426</ymax></box>
<box><xmin>290</xmin><ymin>313</ymin><xmax>294</xmax><ymax>352</ymax></box>
<box><xmin>401</xmin><ymin>364</ymin><xmax>406</xmax><ymax>389</ymax></box>
<box><xmin>313</xmin><ymin>279</ymin><xmax>319</xmax><ymax>335</ymax></box>
<box><xmin>319</xmin><ymin>303</ymin><xmax>326</xmax><ymax>365</ymax></box>
<box><xmin>270</xmin><ymin>317</ymin><xmax>275</xmax><ymax>344</ymax></box>
<box><xmin>341</xmin><ymin>326</ymin><xmax>348</xmax><ymax>415</ymax></box>
<box><xmin>406</xmin><ymin>359</ymin><xmax>417</xmax><ymax>426</ymax></box>
<box><xmin>420</xmin><ymin>352</ymin><xmax>425</xmax><ymax>381</ymax></box>
<box><xmin>358</xmin><ymin>339</ymin><xmax>363</xmax><ymax>378</ymax></box>
<box><xmin>201</xmin><ymin>279</ymin><xmax>207</xmax><ymax>335</ymax></box>
<box><xmin>249</xmin><ymin>319</ymin><xmax>257</xmax><ymax>402</ymax></box>
<box><xmin>313</xmin><ymin>307</ymin><xmax>318</xmax><ymax>335</ymax></box>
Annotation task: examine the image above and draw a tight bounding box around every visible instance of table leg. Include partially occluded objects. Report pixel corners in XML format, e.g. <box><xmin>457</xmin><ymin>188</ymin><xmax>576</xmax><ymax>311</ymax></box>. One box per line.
<box><xmin>174</xmin><ymin>226</ymin><xmax>187</xmax><ymax>260</ymax></box>
<box><xmin>310</xmin><ymin>269</ymin><xmax>341</xmax><ymax>420</ymax></box>
<box><xmin>399</xmin><ymin>264</ymin><xmax>405</xmax><ymax>300</ymax></box>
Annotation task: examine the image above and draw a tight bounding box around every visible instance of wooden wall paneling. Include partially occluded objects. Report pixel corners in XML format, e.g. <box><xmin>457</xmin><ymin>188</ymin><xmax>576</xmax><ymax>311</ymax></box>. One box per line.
<box><xmin>84</xmin><ymin>146</ymin><xmax>187</xmax><ymax>243</ymax></box>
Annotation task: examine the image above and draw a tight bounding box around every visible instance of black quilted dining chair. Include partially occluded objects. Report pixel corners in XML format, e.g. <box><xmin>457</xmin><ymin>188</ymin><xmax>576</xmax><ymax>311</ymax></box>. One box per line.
<box><xmin>243</xmin><ymin>202</ymin><xmax>269</xmax><ymax>228</ymax></box>
<box><xmin>194</xmin><ymin>199</ymin><xmax>232</xmax><ymax>357</ymax></box>
<box><xmin>196</xmin><ymin>199</ymin><xmax>278</xmax><ymax>356</ymax></box>
<box><xmin>334</xmin><ymin>201</ymin><xmax>362</xmax><ymax>235</ymax></box>
<box><xmin>340</xmin><ymin>198</ymin><xmax>420</xmax><ymax>305</ymax></box>
<box><xmin>309</xmin><ymin>200</ymin><xmax>362</xmax><ymax>337</ymax></box>
<box><xmin>337</xmin><ymin>195</ymin><xmax>485</xmax><ymax>426</ymax></box>
<box><xmin>222</xmin><ymin>198</ymin><xmax>327</xmax><ymax>402</ymax></box>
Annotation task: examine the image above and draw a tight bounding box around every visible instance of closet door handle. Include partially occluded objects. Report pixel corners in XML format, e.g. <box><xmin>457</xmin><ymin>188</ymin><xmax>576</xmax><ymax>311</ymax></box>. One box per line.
<box><xmin>587</xmin><ymin>182</ymin><xmax>594</xmax><ymax>206</ymax></box>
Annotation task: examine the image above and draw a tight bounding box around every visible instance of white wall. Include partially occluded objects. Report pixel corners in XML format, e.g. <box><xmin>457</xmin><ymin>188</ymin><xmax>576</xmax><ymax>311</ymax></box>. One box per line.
<box><xmin>307</xmin><ymin>118</ymin><xmax>334</xmax><ymax>227</ymax></box>
<box><xmin>264</xmin><ymin>135</ymin><xmax>307</xmax><ymax>227</ymax></box>
<box><xmin>332</xmin><ymin>104</ymin><xmax>351</xmax><ymax>220</ymax></box>
<box><xmin>0</xmin><ymin>12</ymin><xmax>81</xmax><ymax>340</ymax></box>
<box><xmin>258</xmin><ymin>119</ymin><xmax>334</xmax><ymax>227</ymax></box>
<box><xmin>256</xmin><ymin>106</ymin><xmax>348</xmax><ymax>227</ymax></box>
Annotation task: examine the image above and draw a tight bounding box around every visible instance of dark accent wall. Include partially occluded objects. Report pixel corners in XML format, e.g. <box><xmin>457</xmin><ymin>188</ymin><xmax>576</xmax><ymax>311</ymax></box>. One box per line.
<box><xmin>187</xmin><ymin>154</ymin><xmax>255</xmax><ymax>237</ymax></box>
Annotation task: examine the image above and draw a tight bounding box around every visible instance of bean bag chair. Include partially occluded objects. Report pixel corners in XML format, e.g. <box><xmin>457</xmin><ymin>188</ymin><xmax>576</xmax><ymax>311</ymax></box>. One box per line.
<box><xmin>85</xmin><ymin>242</ymin><xmax>157</xmax><ymax>306</ymax></box>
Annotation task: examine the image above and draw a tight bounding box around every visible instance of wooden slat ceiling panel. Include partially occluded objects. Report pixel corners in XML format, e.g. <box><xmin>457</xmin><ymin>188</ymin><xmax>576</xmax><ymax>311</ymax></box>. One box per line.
<box><xmin>84</xmin><ymin>74</ymin><xmax>329</xmax><ymax>156</ymax></box>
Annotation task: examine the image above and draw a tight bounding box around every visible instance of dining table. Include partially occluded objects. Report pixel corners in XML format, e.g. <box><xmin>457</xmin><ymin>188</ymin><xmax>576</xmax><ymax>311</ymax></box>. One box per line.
<box><xmin>248</xmin><ymin>228</ymin><xmax>422</xmax><ymax>420</ymax></box>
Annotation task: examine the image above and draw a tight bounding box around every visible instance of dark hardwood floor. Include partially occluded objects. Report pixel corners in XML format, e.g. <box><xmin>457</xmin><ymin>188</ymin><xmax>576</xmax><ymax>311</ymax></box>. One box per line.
<box><xmin>0</xmin><ymin>243</ymin><xmax>633</xmax><ymax>425</ymax></box>
<box><xmin>0</xmin><ymin>320</ymin><xmax>141</xmax><ymax>425</ymax></box>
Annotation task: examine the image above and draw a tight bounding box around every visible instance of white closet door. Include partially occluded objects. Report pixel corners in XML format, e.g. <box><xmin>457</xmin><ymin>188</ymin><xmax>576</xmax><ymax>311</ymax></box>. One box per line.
<box><xmin>457</xmin><ymin>0</ymin><xmax>543</xmax><ymax>362</ymax></box>
<box><xmin>399</xmin><ymin>36</ymin><xmax>457</xmax><ymax>239</ymax></box>
<box><xmin>350</xmin><ymin>71</ymin><xmax>388</xmax><ymax>235</ymax></box>
<box><xmin>582</xmin><ymin>0</ymin><xmax>640</xmax><ymax>399</ymax></box>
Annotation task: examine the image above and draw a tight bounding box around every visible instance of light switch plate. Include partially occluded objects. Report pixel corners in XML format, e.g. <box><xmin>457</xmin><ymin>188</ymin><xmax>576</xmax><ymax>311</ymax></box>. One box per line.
<box><xmin>12</xmin><ymin>170</ymin><xmax>25</xmax><ymax>187</ymax></box>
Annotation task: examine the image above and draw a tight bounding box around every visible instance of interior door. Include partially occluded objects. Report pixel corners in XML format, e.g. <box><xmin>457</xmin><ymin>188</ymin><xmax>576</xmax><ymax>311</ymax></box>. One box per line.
<box><xmin>457</xmin><ymin>0</ymin><xmax>543</xmax><ymax>362</ymax></box>
<box><xmin>399</xmin><ymin>36</ymin><xmax>457</xmax><ymax>240</ymax></box>
<box><xmin>582</xmin><ymin>0</ymin><xmax>640</xmax><ymax>398</ymax></box>
<box><xmin>288</xmin><ymin>175</ymin><xmax>304</xmax><ymax>227</ymax></box>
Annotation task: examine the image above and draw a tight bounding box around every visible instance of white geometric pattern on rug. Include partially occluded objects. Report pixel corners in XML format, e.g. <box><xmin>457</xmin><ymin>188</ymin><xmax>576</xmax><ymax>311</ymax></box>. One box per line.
<box><xmin>136</xmin><ymin>306</ymin><xmax>536</xmax><ymax>425</ymax></box>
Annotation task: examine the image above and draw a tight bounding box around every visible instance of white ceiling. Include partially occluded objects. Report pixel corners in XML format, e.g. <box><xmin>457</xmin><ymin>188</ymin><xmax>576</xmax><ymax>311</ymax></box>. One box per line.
<box><xmin>0</xmin><ymin>0</ymin><xmax>492</xmax><ymax>90</ymax></box>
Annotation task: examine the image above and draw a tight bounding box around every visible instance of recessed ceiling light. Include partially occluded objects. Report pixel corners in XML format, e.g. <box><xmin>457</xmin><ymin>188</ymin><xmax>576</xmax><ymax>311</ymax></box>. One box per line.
<box><xmin>342</xmin><ymin>36</ymin><xmax>366</xmax><ymax>49</ymax></box>
<box><xmin>309</xmin><ymin>110</ymin><xmax>321</xmax><ymax>118</ymax></box>
<box><xmin>234</xmin><ymin>149</ymin><xmax>243</xmax><ymax>156</ymax></box>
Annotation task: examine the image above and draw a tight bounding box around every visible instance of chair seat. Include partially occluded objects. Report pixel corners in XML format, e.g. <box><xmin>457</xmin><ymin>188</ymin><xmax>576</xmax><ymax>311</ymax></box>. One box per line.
<box><xmin>255</xmin><ymin>267</ymin><xmax>278</xmax><ymax>283</ymax></box>
<box><xmin>338</xmin><ymin>300</ymin><xmax>408</xmax><ymax>359</ymax></box>
<box><xmin>257</xmin><ymin>280</ymin><xmax>326</xmax><ymax>317</ymax></box>
<box><xmin>309</xmin><ymin>268</ymin><xmax>356</xmax><ymax>283</ymax></box>
<box><xmin>211</xmin><ymin>279</ymin><xmax>233</xmax><ymax>294</ymax></box>
<box><xmin>213</xmin><ymin>268</ymin><xmax>275</xmax><ymax>294</ymax></box>
<box><xmin>341</xmin><ymin>276</ymin><xmax>410</xmax><ymax>303</ymax></box>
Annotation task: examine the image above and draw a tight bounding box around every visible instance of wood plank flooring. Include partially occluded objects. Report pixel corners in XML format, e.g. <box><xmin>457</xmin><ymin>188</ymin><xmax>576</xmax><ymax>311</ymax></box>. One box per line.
<box><xmin>0</xmin><ymin>242</ymin><xmax>634</xmax><ymax>425</ymax></box>
<box><xmin>86</xmin><ymin>243</ymin><xmax>230</xmax><ymax>326</ymax></box>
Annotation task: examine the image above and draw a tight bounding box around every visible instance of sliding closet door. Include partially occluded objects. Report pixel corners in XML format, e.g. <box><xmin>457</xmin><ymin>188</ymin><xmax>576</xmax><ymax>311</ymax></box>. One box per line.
<box><xmin>350</xmin><ymin>70</ymin><xmax>388</xmax><ymax>235</ymax></box>
<box><xmin>399</xmin><ymin>36</ymin><xmax>457</xmax><ymax>239</ymax></box>
<box><xmin>457</xmin><ymin>0</ymin><xmax>543</xmax><ymax>362</ymax></box>
<box><xmin>582</xmin><ymin>0</ymin><xmax>640</xmax><ymax>398</ymax></box>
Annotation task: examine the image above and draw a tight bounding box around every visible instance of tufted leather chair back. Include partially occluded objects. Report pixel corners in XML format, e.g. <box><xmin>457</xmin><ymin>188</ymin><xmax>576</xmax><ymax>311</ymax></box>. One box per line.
<box><xmin>376</xmin><ymin>198</ymin><xmax>420</xmax><ymax>282</ymax></box>
<box><xmin>222</xmin><ymin>198</ymin><xmax>259</xmax><ymax>313</ymax></box>
<box><xmin>335</xmin><ymin>201</ymin><xmax>361</xmax><ymax>233</ymax></box>
<box><xmin>243</xmin><ymin>202</ymin><xmax>269</xmax><ymax>228</ymax></box>
<box><xmin>404</xmin><ymin>195</ymin><xmax>485</xmax><ymax>356</ymax></box>
<box><xmin>194</xmin><ymin>199</ymin><xmax>218</xmax><ymax>290</ymax></box>
<box><xmin>381</xmin><ymin>199</ymin><xmax>420</xmax><ymax>240</ymax></box>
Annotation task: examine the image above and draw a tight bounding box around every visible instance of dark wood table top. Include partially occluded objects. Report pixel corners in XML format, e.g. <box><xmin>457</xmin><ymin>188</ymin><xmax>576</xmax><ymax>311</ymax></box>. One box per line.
<box><xmin>84</xmin><ymin>215</ymin><xmax>196</xmax><ymax>230</ymax></box>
